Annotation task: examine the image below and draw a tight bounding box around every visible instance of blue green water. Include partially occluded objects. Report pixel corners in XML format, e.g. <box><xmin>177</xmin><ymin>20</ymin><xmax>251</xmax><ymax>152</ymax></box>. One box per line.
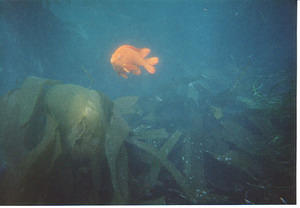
<box><xmin>0</xmin><ymin>0</ymin><xmax>296</xmax><ymax>205</ymax></box>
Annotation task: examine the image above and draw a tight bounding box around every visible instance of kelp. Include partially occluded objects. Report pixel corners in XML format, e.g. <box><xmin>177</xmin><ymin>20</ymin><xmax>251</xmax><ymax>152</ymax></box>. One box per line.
<box><xmin>0</xmin><ymin>77</ymin><xmax>59</xmax><ymax>166</ymax></box>
<box><xmin>0</xmin><ymin>76</ymin><xmax>129</xmax><ymax>204</ymax></box>
<box><xmin>105</xmin><ymin>109</ymin><xmax>129</xmax><ymax>203</ymax></box>
<box><xmin>126</xmin><ymin>130</ymin><xmax>197</xmax><ymax>203</ymax></box>
<box><xmin>131</xmin><ymin>127</ymin><xmax>169</xmax><ymax>147</ymax></box>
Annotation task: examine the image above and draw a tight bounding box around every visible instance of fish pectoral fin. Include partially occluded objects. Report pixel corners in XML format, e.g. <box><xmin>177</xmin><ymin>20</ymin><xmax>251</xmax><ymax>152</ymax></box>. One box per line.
<box><xmin>123</xmin><ymin>64</ymin><xmax>140</xmax><ymax>72</ymax></box>
<box><xmin>123</xmin><ymin>67</ymin><xmax>130</xmax><ymax>73</ymax></box>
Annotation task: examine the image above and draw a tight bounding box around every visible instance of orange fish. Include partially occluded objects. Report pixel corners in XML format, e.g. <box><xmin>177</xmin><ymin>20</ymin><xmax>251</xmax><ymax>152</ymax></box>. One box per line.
<box><xmin>110</xmin><ymin>44</ymin><xmax>159</xmax><ymax>79</ymax></box>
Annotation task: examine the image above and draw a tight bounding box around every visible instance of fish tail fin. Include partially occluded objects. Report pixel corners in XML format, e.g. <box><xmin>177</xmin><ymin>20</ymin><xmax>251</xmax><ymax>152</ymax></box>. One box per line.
<box><xmin>146</xmin><ymin>57</ymin><xmax>159</xmax><ymax>65</ymax></box>
<box><xmin>145</xmin><ymin>57</ymin><xmax>159</xmax><ymax>74</ymax></box>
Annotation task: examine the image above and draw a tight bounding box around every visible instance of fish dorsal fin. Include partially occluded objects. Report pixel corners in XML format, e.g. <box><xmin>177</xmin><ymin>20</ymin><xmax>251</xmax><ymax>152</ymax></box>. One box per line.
<box><xmin>122</xmin><ymin>45</ymin><xmax>139</xmax><ymax>52</ymax></box>
<box><xmin>122</xmin><ymin>45</ymin><xmax>150</xmax><ymax>57</ymax></box>
<box><xmin>139</xmin><ymin>48</ymin><xmax>151</xmax><ymax>58</ymax></box>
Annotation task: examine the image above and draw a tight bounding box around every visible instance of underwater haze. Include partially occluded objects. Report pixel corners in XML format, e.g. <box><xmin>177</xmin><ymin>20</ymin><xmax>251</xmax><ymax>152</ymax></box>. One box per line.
<box><xmin>0</xmin><ymin>0</ymin><xmax>296</xmax><ymax>205</ymax></box>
